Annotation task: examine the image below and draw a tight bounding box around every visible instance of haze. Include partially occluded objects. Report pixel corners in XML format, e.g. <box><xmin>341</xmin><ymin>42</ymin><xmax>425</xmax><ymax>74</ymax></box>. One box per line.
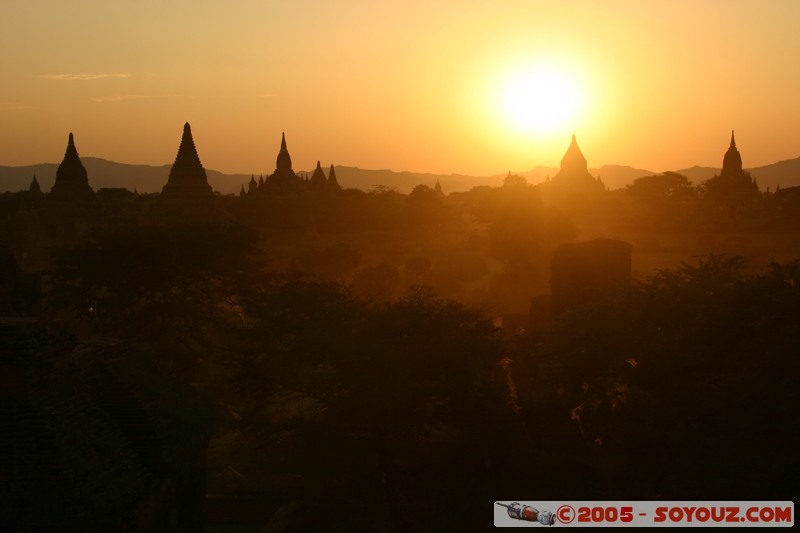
<box><xmin>4</xmin><ymin>2</ymin><xmax>800</xmax><ymax>529</ymax></box>
<box><xmin>2</xmin><ymin>0</ymin><xmax>799</xmax><ymax>176</ymax></box>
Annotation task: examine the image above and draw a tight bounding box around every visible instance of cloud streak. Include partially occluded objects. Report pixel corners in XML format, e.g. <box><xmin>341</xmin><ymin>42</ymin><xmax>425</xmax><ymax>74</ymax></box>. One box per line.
<box><xmin>91</xmin><ymin>94</ymin><xmax>178</xmax><ymax>103</ymax></box>
<box><xmin>37</xmin><ymin>73</ymin><xmax>132</xmax><ymax>81</ymax></box>
<box><xmin>0</xmin><ymin>102</ymin><xmax>32</xmax><ymax>111</ymax></box>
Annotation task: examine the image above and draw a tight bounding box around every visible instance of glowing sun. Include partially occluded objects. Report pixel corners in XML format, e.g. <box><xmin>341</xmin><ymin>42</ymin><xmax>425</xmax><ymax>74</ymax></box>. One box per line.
<box><xmin>500</xmin><ymin>68</ymin><xmax>580</xmax><ymax>135</ymax></box>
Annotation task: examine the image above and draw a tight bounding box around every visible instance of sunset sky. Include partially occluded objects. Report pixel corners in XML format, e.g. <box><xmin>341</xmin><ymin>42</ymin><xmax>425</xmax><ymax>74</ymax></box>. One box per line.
<box><xmin>1</xmin><ymin>0</ymin><xmax>798</xmax><ymax>177</ymax></box>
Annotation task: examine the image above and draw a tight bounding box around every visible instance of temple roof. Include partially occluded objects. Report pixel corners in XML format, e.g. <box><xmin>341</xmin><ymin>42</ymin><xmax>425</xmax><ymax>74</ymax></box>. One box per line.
<box><xmin>550</xmin><ymin>134</ymin><xmax>604</xmax><ymax>193</ymax></box>
<box><xmin>549</xmin><ymin>134</ymin><xmax>605</xmax><ymax>194</ymax></box>
<box><xmin>29</xmin><ymin>174</ymin><xmax>41</xmax><ymax>194</ymax></box>
<box><xmin>266</xmin><ymin>132</ymin><xmax>300</xmax><ymax>190</ymax></box>
<box><xmin>50</xmin><ymin>133</ymin><xmax>93</xmax><ymax>196</ymax></box>
<box><xmin>309</xmin><ymin>161</ymin><xmax>327</xmax><ymax>188</ymax></box>
<box><xmin>173</xmin><ymin>122</ymin><xmax>203</xmax><ymax>168</ymax></box>
<box><xmin>328</xmin><ymin>164</ymin><xmax>341</xmax><ymax>190</ymax></box>
<box><xmin>161</xmin><ymin>123</ymin><xmax>212</xmax><ymax>199</ymax></box>
<box><xmin>560</xmin><ymin>134</ymin><xmax>588</xmax><ymax>175</ymax></box>
<box><xmin>721</xmin><ymin>129</ymin><xmax>743</xmax><ymax>177</ymax></box>
<box><xmin>276</xmin><ymin>132</ymin><xmax>293</xmax><ymax>174</ymax></box>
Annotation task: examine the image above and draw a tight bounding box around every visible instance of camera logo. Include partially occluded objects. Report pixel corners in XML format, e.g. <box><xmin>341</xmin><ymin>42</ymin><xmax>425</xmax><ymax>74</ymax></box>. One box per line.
<box><xmin>496</xmin><ymin>502</ymin><xmax>556</xmax><ymax>526</ymax></box>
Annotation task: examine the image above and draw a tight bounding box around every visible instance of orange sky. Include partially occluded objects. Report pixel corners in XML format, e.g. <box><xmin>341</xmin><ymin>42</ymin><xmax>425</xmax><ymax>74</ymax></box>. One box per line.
<box><xmin>1</xmin><ymin>0</ymin><xmax>798</xmax><ymax>176</ymax></box>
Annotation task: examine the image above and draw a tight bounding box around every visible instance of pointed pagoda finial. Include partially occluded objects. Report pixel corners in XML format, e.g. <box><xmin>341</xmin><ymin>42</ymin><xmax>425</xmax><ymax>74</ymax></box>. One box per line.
<box><xmin>721</xmin><ymin>128</ymin><xmax>743</xmax><ymax>176</ymax></box>
<box><xmin>310</xmin><ymin>160</ymin><xmax>327</xmax><ymax>187</ymax></box>
<box><xmin>51</xmin><ymin>131</ymin><xmax>92</xmax><ymax>196</ymax></box>
<box><xmin>172</xmin><ymin>122</ymin><xmax>202</xmax><ymax>168</ymax></box>
<box><xmin>276</xmin><ymin>131</ymin><xmax>293</xmax><ymax>174</ymax></box>
<box><xmin>328</xmin><ymin>164</ymin><xmax>341</xmax><ymax>190</ymax></box>
<box><xmin>64</xmin><ymin>132</ymin><xmax>79</xmax><ymax>159</ymax></box>
<box><xmin>161</xmin><ymin>121</ymin><xmax>212</xmax><ymax>199</ymax></box>
<box><xmin>29</xmin><ymin>173</ymin><xmax>42</xmax><ymax>194</ymax></box>
<box><xmin>560</xmin><ymin>133</ymin><xmax>587</xmax><ymax>173</ymax></box>
<box><xmin>568</xmin><ymin>133</ymin><xmax>581</xmax><ymax>152</ymax></box>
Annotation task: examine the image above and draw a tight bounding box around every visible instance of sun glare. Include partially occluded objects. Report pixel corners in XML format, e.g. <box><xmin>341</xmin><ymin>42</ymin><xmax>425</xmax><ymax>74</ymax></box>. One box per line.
<box><xmin>500</xmin><ymin>68</ymin><xmax>580</xmax><ymax>135</ymax></box>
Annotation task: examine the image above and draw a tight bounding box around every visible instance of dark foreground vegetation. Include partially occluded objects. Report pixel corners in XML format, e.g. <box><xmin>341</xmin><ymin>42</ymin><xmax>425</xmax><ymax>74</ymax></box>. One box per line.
<box><xmin>37</xmin><ymin>219</ymin><xmax>799</xmax><ymax>529</ymax></box>
<box><xmin>3</xmin><ymin>147</ymin><xmax>800</xmax><ymax>527</ymax></box>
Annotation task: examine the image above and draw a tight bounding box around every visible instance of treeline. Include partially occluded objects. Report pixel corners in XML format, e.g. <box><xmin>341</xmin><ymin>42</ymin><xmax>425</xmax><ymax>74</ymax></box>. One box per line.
<box><xmin>45</xmin><ymin>221</ymin><xmax>800</xmax><ymax>527</ymax></box>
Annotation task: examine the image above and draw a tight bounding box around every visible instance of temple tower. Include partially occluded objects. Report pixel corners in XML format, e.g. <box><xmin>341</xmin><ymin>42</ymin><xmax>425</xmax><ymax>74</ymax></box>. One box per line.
<box><xmin>50</xmin><ymin>133</ymin><xmax>93</xmax><ymax>197</ymax></box>
<box><xmin>328</xmin><ymin>164</ymin><xmax>341</xmax><ymax>190</ymax></box>
<box><xmin>266</xmin><ymin>132</ymin><xmax>301</xmax><ymax>191</ymax></box>
<box><xmin>721</xmin><ymin>130</ymin><xmax>743</xmax><ymax>178</ymax></box>
<box><xmin>309</xmin><ymin>161</ymin><xmax>327</xmax><ymax>189</ymax></box>
<box><xmin>703</xmin><ymin>130</ymin><xmax>760</xmax><ymax>215</ymax></box>
<box><xmin>550</xmin><ymin>134</ymin><xmax>605</xmax><ymax>193</ymax></box>
<box><xmin>161</xmin><ymin>123</ymin><xmax>213</xmax><ymax>200</ymax></box>
<box><xmin>29</xmin><ymin>175</ymin><xmax>42</xmax><ymax>195</ymax></box>
<box><xmin>276</xmin><ymin>132</ymin><xmax>293</xmax><ymax>174</ymax></box>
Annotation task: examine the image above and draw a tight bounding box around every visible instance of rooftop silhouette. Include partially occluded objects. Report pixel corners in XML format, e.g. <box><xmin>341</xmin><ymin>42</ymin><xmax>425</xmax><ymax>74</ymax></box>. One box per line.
<box><xmin>161</xmin><ymin>122</ymin><xmax>213</xmax><ymax>200</ymax></box>
<box><xmin>721</xmin><ymin>130</ymin><xmax>743</xmax><ymax>179</ymax></box>
<box><xmin>704</xmin><ymin>130</ymin><xmax>760</xmax><ymax>215</ymax></box>
<box><xmin>265</xmin><ymin>132</ymin><xmax>299</xmax><ymax>191</ymax></box>
<box><xmin>550</xmin><ymin>134</ymin><xmax>605</xmax><ymax>193</ymax></box>
<box><xmin>29</xmin><ymin>174</ymin><xmax>41</xmax><ymax>195</ymax></box>
<box><xmin>309</xmin><ymin>161</ymin><xmax>328</xmax><ymax>189</ymax></box>
<box><xmin>50</xmin><ymin>133</ymin><xmax>93</xmax><ymax>197</ymax></box>
<box><xmin>328</xmin><ymin>164</ymin><xmax>341</xmax><ymax>190</ymax></box>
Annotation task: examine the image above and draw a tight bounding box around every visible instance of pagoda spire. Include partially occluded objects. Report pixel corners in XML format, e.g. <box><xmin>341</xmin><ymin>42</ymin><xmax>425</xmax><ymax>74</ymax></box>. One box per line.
<box><xmin>328</xmin><ymin>164</ymin><xmax>341</xmax><ymax>190</ymax></box>
<box><xmin>161</xmin><ymin>122</ymin><xmax>213</xmax><ymax>200</ymax></box>
<box><xmin>276</xmin><ymin>132</ymin><xmax>293</xmax><ymax>174</ymax></box>
<box><xmin>561</xmin><ymin>134</ymin><xmax>587</xmax><ymax>173</ymax></box>
<box><xmin>309</xmin><ymin>160</ymin><xmax>327</xmax><ymax>188</ymax></box>
<box><xmin>721</xmin><ymin>129</ymin><xmax>743</xmax><ymax>177</ymax></box>
<box><xmin>51</xmin><ymin>132</ymin><xmax>93</xmax><ymax>196</ymax></box>
<box><xmin>173</xmin><ymin>122</ymin><xmax>203</xmax><ymax>168</ymax></box>
<box><xmin>550</xmin><ymin>133</ymin><xmax>605</xmax><ymax>193</ymax></box>
<box><xmin>29</xmin><ymin>174</ymin><xmax>42</xmax><ymax>194</ymax></box>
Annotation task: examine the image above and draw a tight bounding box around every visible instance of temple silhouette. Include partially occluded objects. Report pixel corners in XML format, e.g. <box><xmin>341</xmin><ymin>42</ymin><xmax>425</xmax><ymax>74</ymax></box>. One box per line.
<box><xmin>242</xmin><ymin>133</ymin><xmax>341</xmax><ymax>195</ymax></box>
<box><xmin>160</xmin><ymin>123</ymin><xmax>214</xmax><ymax>201</ymax></box>
<box><xmin>703</xmin><ymin>130</ymin><xmax>760</xmax><ymax>216</ymax></box>
<box><xmin>29</xmin><ymin>175</ymin><xmax>42</xmax><ymax>195</ymax></box>
<box><xmin>548</xmin><ymin>134</ymin><xmax>606</xmax><ymax>195</ymax></box>
<box><xmin>50</xmin><ymin>133</ymin><xmax>94</xmax><ymax>198</ymax></box>
<box><xmin>265</xmin><ymin>132</ymin><xmax>297</xmax><ymax>191</ymax></box>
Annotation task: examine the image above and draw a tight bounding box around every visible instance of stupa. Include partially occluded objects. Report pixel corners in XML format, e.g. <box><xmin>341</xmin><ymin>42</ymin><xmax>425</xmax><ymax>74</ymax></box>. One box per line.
<box><xmin>50</xmin><ymin>133</ymin><xmax>94</xmax><ymax>197</ymax></box>
<box><xmin>160</xmin><ymin>122</ymin><xmax>213</xmax><ymax>200</ymax></box>
<box><xmin>550</xmin><ymin>134</ymin><xmax>605</xmax><ymax>194</ymax></box>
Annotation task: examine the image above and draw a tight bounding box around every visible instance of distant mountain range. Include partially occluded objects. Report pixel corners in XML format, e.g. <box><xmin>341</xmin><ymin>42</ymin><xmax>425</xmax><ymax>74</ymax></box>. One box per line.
<box><xmin>2</xmin><ymin>156</ymin><xmax>799</xmax><ymax>195</ymax></box>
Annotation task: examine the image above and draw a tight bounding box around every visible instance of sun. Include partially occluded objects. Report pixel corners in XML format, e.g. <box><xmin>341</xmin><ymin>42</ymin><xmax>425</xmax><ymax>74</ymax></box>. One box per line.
<box><xmin>500</xmin><ymin>68</ymin><xmax>580</xmax><ymax>135</ymax></box>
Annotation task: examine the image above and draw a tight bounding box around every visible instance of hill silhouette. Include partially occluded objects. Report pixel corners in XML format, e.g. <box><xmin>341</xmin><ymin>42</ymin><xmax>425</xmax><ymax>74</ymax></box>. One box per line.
<box><xmin>2</xmin><ymin>156</ymin><xmax>799</xmax><ymax>194</ymax></box>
